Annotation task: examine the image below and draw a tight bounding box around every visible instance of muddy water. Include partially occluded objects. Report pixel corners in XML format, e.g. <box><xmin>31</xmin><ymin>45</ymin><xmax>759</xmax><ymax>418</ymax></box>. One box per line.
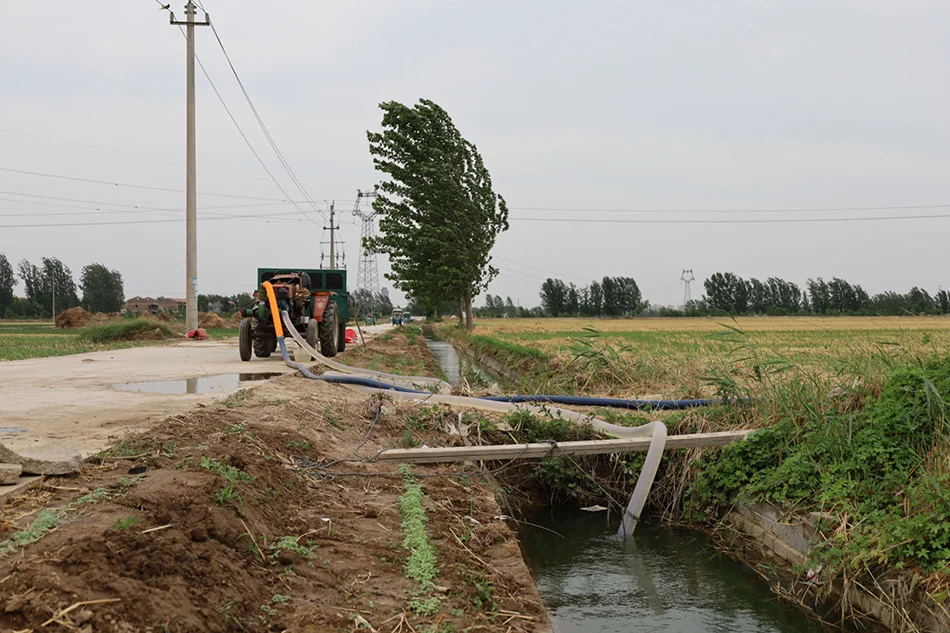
<box><xmin>424</xmin><ymin>338</ymin><xmax>462</xmax><ymax>385</ymax></box>
<box><xmin>519</xmin><ymin>508</ymin><xmax>829</xmax><ymax>633</ymax></box>
<box><xmin>113</xmin><ymin>372</ymin><xmax>281</xmax><ymax>394</ymax></box>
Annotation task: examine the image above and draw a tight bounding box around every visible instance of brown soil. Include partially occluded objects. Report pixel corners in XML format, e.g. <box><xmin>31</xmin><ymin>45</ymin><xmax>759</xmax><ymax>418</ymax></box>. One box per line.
<box><xmin>344</xmin><ymin>329</ymin><xmax>445</xmax><ymax>379</ymax></box>
<box><xmin>56</xmin><ymin>307</ymin><xmax>93</xmax><ymax>329</ymax></box>
<box><xmin>0</xmin><ymin>375</ymin><xmax>549</xmax><ymax>633</ymax></box>
<box><xmin>198</xmin><ymin>312</ymin><xmax>227</xmax><ymax>329</ymax></box>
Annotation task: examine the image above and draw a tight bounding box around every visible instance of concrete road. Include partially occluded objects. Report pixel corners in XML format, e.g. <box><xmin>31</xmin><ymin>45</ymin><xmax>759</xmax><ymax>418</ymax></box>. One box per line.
<box><xmin>0</xmin><ymin>323</ymin><xmax>394</xmax><ymax>457</ymax></box>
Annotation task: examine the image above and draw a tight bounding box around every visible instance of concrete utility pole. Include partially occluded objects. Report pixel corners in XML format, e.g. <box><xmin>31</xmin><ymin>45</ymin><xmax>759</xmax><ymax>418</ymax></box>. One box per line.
<box><xmin>170</xmin><ymin>2</ymin><xmax>210</xmax><ymax>331</ymax></box>
<box><xmin>325</xmin><ymin>201</ymin><xmax>340</xmax><ymax>269</ymax></box>
<box><xmin>51</xmin><ymin>273</ymin><xmax>55</xmax><ymax>321</ymax></box>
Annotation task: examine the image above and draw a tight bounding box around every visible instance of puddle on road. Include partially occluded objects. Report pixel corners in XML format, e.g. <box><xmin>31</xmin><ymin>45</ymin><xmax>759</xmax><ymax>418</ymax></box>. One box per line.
<box><xmin>114</xmin><ymin>373</ymin><xmax>283</xmax><ymax>394</ymax></box>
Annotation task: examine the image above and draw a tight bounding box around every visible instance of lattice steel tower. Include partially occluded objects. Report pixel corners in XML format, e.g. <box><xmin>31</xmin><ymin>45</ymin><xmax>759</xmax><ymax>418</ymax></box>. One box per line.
<box><xmin>353</xmin><ymin>189</ymin><xmax>380</xmax><ymax>295</ymax></box>
<box><xmin>681</xmin><ymin>269</ymin><xmax>695</xmax><ymax>306</ymax></box>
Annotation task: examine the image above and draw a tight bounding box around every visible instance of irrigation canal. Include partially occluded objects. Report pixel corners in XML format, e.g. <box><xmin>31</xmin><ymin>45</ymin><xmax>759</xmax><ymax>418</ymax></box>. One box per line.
<box><xmin>519</xmin><ymin>508</ymin><xmax>831</xmax><ymax>633</ymax></box>
<box><xmin>422</xmin><ymin>333</ymin><xmax>839</xmax><ymax>632</ymax></box>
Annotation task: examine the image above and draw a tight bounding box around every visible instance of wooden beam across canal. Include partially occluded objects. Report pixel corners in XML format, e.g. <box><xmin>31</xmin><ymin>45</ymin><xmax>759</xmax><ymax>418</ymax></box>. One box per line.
<box><xmin>376</xmin><ymin>430</ymin><xmax>753</xmax><ymax>464</ymax></box>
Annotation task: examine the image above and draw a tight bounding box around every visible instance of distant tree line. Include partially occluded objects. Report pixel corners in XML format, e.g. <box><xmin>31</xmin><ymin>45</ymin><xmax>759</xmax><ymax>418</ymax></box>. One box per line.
<box><xmin>538</xmin><ymin>277</ymin><xmax>645</xmax><ymax>317</ymax></box>
<box><xmin>695</xmin><ymin>272</ymin><xmax>950</xmax><ymax>316</ymax></box>
<box><xmin>197</xmin><ymin>293</ymin><xmax>255</xmax><ymax>315</ymax></box>
<box><xmin>349</xmin><ymin>289</ymin><xmax>394</xmax><ymax>318</ymax></box>
<box><xmin>0</xmin><ymin>253</ymin><xmax>125</xmax><ymax>319</ymax></box>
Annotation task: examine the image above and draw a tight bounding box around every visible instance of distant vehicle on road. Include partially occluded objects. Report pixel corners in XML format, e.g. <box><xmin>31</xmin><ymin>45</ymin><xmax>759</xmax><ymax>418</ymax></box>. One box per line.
<box><xmin>392</xmin><ymin>309</ymin><xmax>403</xmax><ymax>326</ymax></box>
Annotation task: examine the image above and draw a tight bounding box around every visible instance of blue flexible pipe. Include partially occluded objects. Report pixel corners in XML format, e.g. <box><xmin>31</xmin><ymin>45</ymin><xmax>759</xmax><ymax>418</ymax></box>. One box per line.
<box><xmin>480</xmin><ymin>395</ymin><xmax>715</xmax><ymax>410</ymax></box>
<box><xmin>277</xmin><ymin>338</ymin><xmax>427</xmax><ymax>394</ymax></box>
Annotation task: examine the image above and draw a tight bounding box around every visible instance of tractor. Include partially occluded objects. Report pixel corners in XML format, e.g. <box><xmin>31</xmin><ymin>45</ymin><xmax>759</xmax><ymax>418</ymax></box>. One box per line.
<box><xmin>239</xmin><ymin>268</ymin><xmax>350</xmax><ymax>361</ymax></box>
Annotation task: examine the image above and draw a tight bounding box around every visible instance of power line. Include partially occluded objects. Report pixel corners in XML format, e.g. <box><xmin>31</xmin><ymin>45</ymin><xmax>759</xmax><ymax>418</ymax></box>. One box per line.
<box><xmin>161</xmin><ymin>5</ymin><xmax>323</xmax><ymax>227</ymax></box>
<box><xmin>0</xmin><ymin>191</ymin><xmax>297</xmax><ymax>215</ymax></box>
<box><xmin>0</xmin><ymin>166</ymin><xmax>290</xmax><ymax>202</ymax></box>
<box><xmin>510</xmin><ymin>213</ymin><xmax>950</xmax><ymax>225</ymax></box>
<box><xmin>508</xmin><ymin>203</ymin><xmax>950</xmax><ymax>214</ymax></box>
<box><xmin>0</xmin><ymin>207</ymin><xmax>317</xmax><ymax>228</ymax></box>
<box><xmin>200</xmin><ymin>5</ymin><xmax>327</xmax><ymax>223</ymax></box>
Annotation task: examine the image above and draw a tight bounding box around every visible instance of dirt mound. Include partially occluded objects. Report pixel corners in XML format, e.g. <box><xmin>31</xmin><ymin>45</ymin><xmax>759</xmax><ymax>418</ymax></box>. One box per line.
<box><xmin>0</xmin><ymin>379</ymin><xmax>547</xmax><ymax>633</ymax></box>
<box><xmin>155</xmin><ymin>311</ymin><xmax>177</xmax><ymax>322</ymax></box>
<box><xmin>55</xmin><ymin>307</ymin><xmax>93</xmax><ymax>329</ymax></box>
<box><xmin>91</xmin><ymin>312</ymin><xmax>122</xmax><ymax>324</ymax></box>
<box><xmin>198</xmin><ymin>312</ymin><xmax>226</xmax><ymax>329</ymax></box>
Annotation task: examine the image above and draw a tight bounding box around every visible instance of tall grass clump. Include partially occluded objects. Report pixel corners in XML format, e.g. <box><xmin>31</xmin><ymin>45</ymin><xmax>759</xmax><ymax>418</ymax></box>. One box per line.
<box><xmin>78</xmin><ymin>318</ymin><xmax>177</xmax><ymax>343</ymax></box>
<box><xmin>690</xmin><ymin>350</ymin><xmax>950</xmax><ymax>592</ymax></box>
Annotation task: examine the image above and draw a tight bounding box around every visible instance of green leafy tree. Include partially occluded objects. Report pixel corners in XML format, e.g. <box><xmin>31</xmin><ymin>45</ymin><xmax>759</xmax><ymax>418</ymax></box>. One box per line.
<box><xmin>365</xmin><ymin>99</ymin><xmax>509</xmax><ymax>330</ymax></box>
<box><xmin>80</xmin><ymin>263</ymin><xmax>125</xmax><ymax>313</ymax></box>
<box><xmin>0</xmin><ymin>253</ymin><xmax>14</xmax><ymax>316</ymax></box>
<box><xmin>17</xmin><ymin>258</ymin><xmax>79</xmax><ymax>318</ymax></box>
<box><xmin>539</xmin><ymin>278</ymin><xmax>568</xmax><ymax>316</ymax></box>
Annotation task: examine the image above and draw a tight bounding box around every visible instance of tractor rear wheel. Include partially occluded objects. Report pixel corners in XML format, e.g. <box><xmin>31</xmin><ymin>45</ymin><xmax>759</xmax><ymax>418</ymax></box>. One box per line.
<box><xmin>239</xmin><ymin>318</ymin><xmax>252</xmax><ymax>362</ymax></box>
<box><xmin>318</xmin><ymin>301</ymin><xmax>339</xmax><ymax>357</ymax></box>
<box><xmin>306</xmin><ymin>319</ymin><xmax>318</xmax><ymax>351</ymax></box>
<box><xmin>336</xmin><ymin>321</ymin><xmax>347</xmax><ymax>353</ymax></box>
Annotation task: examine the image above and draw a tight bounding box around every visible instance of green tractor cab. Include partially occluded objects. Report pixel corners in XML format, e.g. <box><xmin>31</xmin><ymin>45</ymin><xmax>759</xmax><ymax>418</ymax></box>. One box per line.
<box><xmin>239</xmin><ymin>268</ymin><xmax>350</xmax><ymax>361</ymax></box>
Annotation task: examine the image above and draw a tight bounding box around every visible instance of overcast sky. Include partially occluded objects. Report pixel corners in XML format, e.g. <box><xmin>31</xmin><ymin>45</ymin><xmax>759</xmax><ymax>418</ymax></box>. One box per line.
<box><xmin>2</xmin><ymin>0</ymin><xmax>948</xmax><ymax>309</ymax></box>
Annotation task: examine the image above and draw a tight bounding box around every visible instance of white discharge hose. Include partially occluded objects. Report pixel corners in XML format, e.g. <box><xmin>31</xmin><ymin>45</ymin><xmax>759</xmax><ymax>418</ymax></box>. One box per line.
<box><xmin>345</xmin><ymin>384</ymin><xmax>668</xmax><ymax>540</ymax></box>
<box><xmin>277</xmin><ymin>309</ymin><xmax>665</xmax><ymax>539</ymax></box>
<box><xmin>281</xmin><ymin>311</ymin><xmax>452</xmax><ymax>393</ymax></box>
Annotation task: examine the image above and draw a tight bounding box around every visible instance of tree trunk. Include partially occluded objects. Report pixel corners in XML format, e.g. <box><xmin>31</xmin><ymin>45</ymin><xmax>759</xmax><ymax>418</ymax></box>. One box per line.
<box><xmin>457</xmin><ymin>298</ymin><xmax>464</xmax><ymax>324</ymax></box>
<box><xmin>464</xmin><ymin>288</ymin><xmax>474</xmax><ymax>331</ymax></box>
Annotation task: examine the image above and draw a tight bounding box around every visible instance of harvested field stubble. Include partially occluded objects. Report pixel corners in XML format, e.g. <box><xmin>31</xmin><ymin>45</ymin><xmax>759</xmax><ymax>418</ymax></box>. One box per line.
<box><xmin>0</xmin><ymin>377</ymin><xmax>548</xmax><ymax>633</ymax></box>
<box><xmin>465</xmin><ymin>316</ymin><xmax>950</xmax><ymax>398</ymax></box>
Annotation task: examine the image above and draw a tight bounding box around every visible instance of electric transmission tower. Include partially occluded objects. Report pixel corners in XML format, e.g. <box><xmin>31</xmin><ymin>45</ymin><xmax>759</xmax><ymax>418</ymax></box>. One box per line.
<box><xmin>681</xmin><ymin>269</ymin><xmax>695</xmax><ymax>307</ymax></box>
<box><xmin>353</xmin><ymin>189</ymin><xmax>380</xmax><ymax>296</ymax></box>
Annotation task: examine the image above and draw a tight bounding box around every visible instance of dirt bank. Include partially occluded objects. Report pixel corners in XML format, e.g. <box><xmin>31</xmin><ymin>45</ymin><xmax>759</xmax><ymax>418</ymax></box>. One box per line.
<box><xmin>0</xmin><ymin>375</ymin><xmax>549</xmax><ymax>633</ymax></box>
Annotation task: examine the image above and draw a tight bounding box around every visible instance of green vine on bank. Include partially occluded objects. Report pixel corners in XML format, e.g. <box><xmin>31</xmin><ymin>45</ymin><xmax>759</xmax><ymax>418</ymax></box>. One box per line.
<box><xmin>689</xmin><ymin>353</ymin><xmax>950</xmax><ymax>582</ymax></box>
<box><xmin>398</xmin><ymin>464</ymin><xmax>440</xmax><ymax>617</ymax></box>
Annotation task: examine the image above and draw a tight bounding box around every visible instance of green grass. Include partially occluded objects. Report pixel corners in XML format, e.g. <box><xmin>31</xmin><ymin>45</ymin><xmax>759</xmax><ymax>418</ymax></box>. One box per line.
<box><xmin>78</xmin><ymin>319</ymin><xmax>177</xmax><ymax>343</ymax></box>
<box><xmin>0</xmin><ymin>509</ymin><xmax>60</xmax><ymax>555</ymax></box>
<box><xmin>0</xmin><ymin>319</ymin><xmax>238</xmax><ymax>361</ymax></box>
<box><xmin>689</xmin><ymin>352</ymin><xmax>950</xmax><ymax>592</ymax></box>
<box><xmin>399</xmin><ymin>465</ymin><xmax>440</xmax><ymax>616</ymax></box>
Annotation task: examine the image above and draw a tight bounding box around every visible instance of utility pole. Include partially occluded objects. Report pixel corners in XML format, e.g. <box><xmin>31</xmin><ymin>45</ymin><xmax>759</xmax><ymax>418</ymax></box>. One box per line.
<box><xmin>170</xmin><ymin>2</ymin><xmax>210</xmax><ymax>332</ymax></box>
<box><xmin>326</xmin><ymin>202</ymin><xmax>337</xmax><ymax>269</ymax></box>
<box><xmin>51</xmin><ymin>273</ymin><xmax>55</xmax><ymax>321</ymax></box>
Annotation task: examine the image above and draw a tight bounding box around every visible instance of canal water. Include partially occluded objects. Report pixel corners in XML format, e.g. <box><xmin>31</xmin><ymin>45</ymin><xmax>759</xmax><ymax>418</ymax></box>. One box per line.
<box><xmin>423</xmin><ymin>337</ymin><xmax>462</xmax><ymax>385</ymax></box>
<box><xmin>518</xmin><ymin>508</ymin><xmax>827</xmax><ymax>633</ymax></box>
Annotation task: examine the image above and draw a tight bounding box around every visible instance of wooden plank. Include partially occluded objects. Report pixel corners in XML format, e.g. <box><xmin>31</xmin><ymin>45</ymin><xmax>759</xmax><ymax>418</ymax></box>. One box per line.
<box><xmin>0</xmin><ymin>475</ymin><xmax>44</xmax><ymax>504</ymax></box>
<box><xmin>377</xmin><ymin>430</ymin><xmax>752</xmax><ymax>464</ymax></box>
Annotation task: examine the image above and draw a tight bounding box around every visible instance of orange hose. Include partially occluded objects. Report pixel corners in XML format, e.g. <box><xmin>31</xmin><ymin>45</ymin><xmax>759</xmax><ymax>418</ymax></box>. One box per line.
<box><xmin>261</xmin><ymin>281</ymin><xmax>284</xmax><ymax>338</ymax></box>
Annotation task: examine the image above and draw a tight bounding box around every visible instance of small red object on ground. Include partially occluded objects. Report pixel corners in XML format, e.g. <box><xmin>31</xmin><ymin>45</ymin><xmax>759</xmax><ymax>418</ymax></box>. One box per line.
<box><xmin>345</xmin><ymin>328</ymin><xmax>358</xmax><ymax>343</ymax></box>
<box><xmin>185</xmin><ymin>328</ymin><xmax>208</xmax><ymax>340</ymax></box>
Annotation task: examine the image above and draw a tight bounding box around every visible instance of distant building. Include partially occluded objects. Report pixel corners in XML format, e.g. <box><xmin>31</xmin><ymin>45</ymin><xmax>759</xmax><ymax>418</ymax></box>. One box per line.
<box><xmin>380</xmin><ymin>287</ymin><xmax>389</xmax><ymax>299</ymax></box>
<box><xmin>123</xmin><ymin>296</ymin><xmax>186</xmax><ymax>314</ymax></box>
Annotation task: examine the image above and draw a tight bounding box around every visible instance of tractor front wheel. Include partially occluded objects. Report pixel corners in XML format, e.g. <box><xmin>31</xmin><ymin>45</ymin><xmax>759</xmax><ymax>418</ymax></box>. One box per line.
<box><xmin>239</xmin><ymin>318</ymin><xmax>252</xmax><ymax>362</ymax></box>
<box><xmin>318</xmin><ymin>301</ymin><xmax>339</xmax><ymax>357</ymax></box>
<box><xmin>253</xmin><ymin>335</ymin><xmax>276</xmax><ymax>358</ymax></box>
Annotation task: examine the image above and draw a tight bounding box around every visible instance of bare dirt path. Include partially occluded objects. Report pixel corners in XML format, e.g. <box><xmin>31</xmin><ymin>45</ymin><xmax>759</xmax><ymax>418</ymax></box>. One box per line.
<box><xmin>0</xmin><ymin>324</ymin><xmax>395</xmax><ymax>457</ymax></box>
<box><xmin>0</xmin><ymin>337</ymin><xmax>551</xmax><ymax>633</ymax></box>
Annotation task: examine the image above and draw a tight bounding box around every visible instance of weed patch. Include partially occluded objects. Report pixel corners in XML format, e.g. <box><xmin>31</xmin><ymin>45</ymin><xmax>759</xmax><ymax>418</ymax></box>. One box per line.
<box><xmin>398</xmin><ymin>465</ymin><xmax>440</xmax><ymax>616</ymax></box>
<box><xmin>0</xmin><ymin>509</ymin><xmax>59</xmax><ymax>555</ymax></box>
<box><xmin>78</xmin><ymin>318</ymin><xmax>177</xmax><ymax>343</ymax></box>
